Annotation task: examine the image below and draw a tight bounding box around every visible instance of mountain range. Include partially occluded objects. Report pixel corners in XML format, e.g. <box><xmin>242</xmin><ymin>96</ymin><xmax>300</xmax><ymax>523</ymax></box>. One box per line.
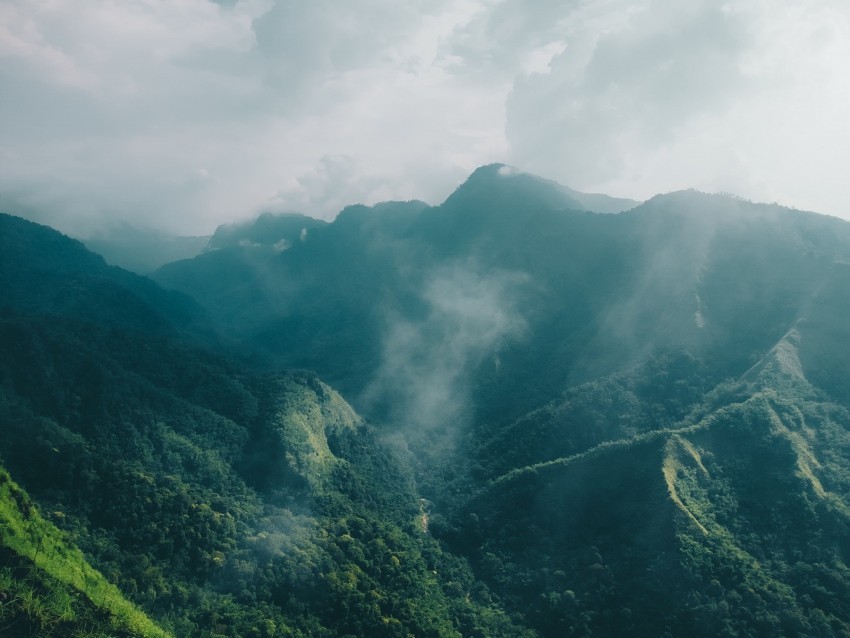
<box><xmin>2</xmin><ymin>164</ymin><xmax>850</xmax><ymax>637</ymax></box>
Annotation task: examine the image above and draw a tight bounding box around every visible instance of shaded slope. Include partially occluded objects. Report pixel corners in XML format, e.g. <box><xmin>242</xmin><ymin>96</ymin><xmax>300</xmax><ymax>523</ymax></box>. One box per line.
<box><xmin>0</xmin><ymin>213</ymin><xmax>215</xmax><ymax>343</ymax></box>
<box><xmin>445</xmin><ymin>319</ymin><xmax>850</xmax><ymax>637</ymax></box>
<box><xmin>155</xmin><ymin>199</ymin><xmax>430</xmax><ymax>394</ymax></box>
<box><xmin>797</xmin><ymin>261</ymin><xmax>850</xmax><ymax>404</ymax></box>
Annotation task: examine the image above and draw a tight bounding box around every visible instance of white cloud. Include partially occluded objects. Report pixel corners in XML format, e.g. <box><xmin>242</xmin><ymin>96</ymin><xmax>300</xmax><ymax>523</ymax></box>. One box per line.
<box><xmin>0</xmin><ymin>0</ymin><xmax>849</xmax><ymax>234</ymax></box>
<box><xmin>0</xmin><ymin>0</ymin><xmax>508</xmax><ymax>234</ymax></box>
<box><xmin>364</xmin><ymin>263</ymin><xmax>527</xmax><ymax>431</ymax></box>
<box><xmin>503</xmin><ymin>0</ymin><xmax>850</xmax><ymax>217</ymax></box>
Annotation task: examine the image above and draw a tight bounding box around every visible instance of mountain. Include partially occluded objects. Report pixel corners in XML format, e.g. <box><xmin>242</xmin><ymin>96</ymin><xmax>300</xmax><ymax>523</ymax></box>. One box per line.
<box><xmin>81</xmin><ymin>222</ymin><xmax>210</xmax><ymax>274</ymax></box>
<box><xmin>437</xmin><ymin>163</ymin><xmax>637</xmax><ymax>216</ymax></box>
<box><xmin>204</xmin><ymin>212</ymin><xmax>329</xmax><ymax>252</ymax></box>
<box><xmin>0</xmin><ymin>214</ymin><xmax>216</xmax><ymax>343</ymax></box>
<box><xmin>153</xmin><ymin>199</ymin><xmax>432</xmax><ymax>395</ymax></box>
<box><xmin>152</xmin><ymin>166</ymin><xmax>640</xmax><ymax>399</ymax></box>
<box><xmin>149</xmin><ymin>168</ymin><xmax>850</xmax><ymax>636</ymax></box>
<box><xmin>4</xmin><ymin>164</ymin><xmax>850</xmax><ymax>637</ymax></box>
<box><xmin>0</xmin><ymin>213</ymin><xmax>526</xmax><ymax>636</ymax></box>
<box><xmin>152</xmin><ymin>173</ymin><xmax>850</xmax><ymax>422</ymax></box>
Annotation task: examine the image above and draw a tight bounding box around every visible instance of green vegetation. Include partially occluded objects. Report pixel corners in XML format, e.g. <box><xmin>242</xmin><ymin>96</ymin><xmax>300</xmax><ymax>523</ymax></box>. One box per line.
<box><xmin>5</xmin><ymin>166</ymin><xmax>850</xmax><ymax>637</ymax></box>
<box><xmin>0</xmin><ymin>311</ymin><xmax>527</xmax><ymax>636</ymax></box>
<box><xmin>0</xmin><ymin>467</ymin><xmax>170</xmax><ymax>637</ymax></box>
<box><xmin>436</xmin><ymin>323</ymin><xmax>850</xmax><ymax>637</ymax></box>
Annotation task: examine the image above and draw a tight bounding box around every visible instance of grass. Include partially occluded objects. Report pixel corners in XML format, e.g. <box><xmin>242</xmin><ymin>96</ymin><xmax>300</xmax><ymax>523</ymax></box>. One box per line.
<box><xmin>0</xmin><ymin>466</ymin><xmax>171</xmax><ymax>637</ymax></box>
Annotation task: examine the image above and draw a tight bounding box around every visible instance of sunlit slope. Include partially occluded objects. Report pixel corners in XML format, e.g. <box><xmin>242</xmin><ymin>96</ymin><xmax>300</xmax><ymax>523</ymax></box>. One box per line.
<box><xmin>0</xmin><ymin>466</ymin><xmax>171</xmax><ymax>638</ymax></box>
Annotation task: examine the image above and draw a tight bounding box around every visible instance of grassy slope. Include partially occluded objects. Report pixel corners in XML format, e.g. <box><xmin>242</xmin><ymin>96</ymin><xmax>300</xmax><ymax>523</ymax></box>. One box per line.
<box><xmin>0</xmin><ymin>466</ymin><xmax>170</xmax><ymax>638</ymax></box>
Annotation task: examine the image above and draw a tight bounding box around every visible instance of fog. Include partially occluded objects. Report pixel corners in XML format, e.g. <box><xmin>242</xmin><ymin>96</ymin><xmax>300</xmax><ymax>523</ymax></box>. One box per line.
<box><xmin>364</xmin><ymin>263</ymin><xmax>527</xmax><ymax>434</ymax></box>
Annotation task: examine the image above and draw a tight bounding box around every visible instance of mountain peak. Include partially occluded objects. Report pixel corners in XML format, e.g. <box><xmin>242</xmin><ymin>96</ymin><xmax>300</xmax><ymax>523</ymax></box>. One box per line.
<box><xmin>445</xmin><ymin>164</ymin><xmax>638</xmax><ymax>214</ymax></box>
<box><xmin>205</xmin><ymin>212</ymin><xmax>327</xmax><ymax>251</ymax></box>
<box><xmin>443</xmin><ymin>164</ymin><xmax>582</xmax><ymax>215</ymax></box>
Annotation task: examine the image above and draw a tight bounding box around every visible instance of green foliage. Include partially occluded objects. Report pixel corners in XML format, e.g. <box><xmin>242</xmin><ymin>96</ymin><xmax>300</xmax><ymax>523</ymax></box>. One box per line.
<box><xmin>7</xmin><ymin>173</ymin><xmax>850</xmax><ymax>638</ymax></box>
<box><xmin>437</xmin><ymin>335</ymin><xmax>850</xmax><ymax>637</ymax></box>
<box><xmin>0</xmin><ymin>467</ymin><xmax>170</xmax><ymax>637</ymax></box>
<box><xmin>0</xmin><ymin>308</ymin><xmax>527</xmax><ymax>637</ymax></box>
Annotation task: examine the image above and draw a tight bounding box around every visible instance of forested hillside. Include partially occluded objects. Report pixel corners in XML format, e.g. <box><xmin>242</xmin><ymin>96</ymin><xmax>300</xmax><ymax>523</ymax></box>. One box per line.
<box><xmin>0</xmin><ymin>214</ymin><xmax>526</xmax><ymax>636</ymax></box>
<box><xmin>4</xmin><ymin>164</ymin><xmax>850</xmax><ymax>636</ymax></box>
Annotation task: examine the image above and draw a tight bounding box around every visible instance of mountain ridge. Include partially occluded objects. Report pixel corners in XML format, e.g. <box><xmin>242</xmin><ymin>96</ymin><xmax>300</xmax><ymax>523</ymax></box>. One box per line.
<box><xmin>3</xmin><ymin>165</ymin><xmax>850</xmax><ymax>636</ymax></box>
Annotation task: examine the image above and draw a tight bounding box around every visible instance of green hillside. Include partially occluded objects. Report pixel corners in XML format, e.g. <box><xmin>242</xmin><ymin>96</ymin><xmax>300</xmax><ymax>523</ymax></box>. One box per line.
<box><xmin>449</xmin><ymin>329</ymin><xmax>850</xmax><ymax>636</ymax></box>
<box><xmin>0</xmin><ymin>466</ymin><xmax>170</xmax><ymax>637</ymax></box>
<box><xmin>5</xmin><ymin>164</ymin><xmax>850</xmax><ymax>636</ymax></box>
<box><xmin>0</xmin><ymin>212</ymin><xmax>531</xmax><ymax>634</ymax></box>
<box><xmin>0</xmin><ymin>313</ymin><xmax>527</xmax><ymax>637</ymax></box>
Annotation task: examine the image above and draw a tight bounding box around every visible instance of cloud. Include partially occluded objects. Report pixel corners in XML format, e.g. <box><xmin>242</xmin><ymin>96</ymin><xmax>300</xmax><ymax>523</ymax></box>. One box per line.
<box><xmin>364</xmin><ymin>263</ymin><xmax>526</xmax><ymax>432</ymax></box>
<box><xmin>507</xmin><ymin>1</ymin><xmax>752</xmax><ymax>183</ymax></box>
<box><xmin>0</xmin><ymin>0</ymin><xmax>506</xmax><ymax>234</ymax></box>
<box><xmin>0</xmin><ymin>0</ymin><xmax>276</xmax><ymax>233</ymax></box>
<box><xmin>1</xmin><ymin>0</ymin><xmax>849</xmax><ymax>234</ymax></box>
<box><xmin>503</xmin><ymin>0</ymin><xmax>850</xmax><ymax>216</ymax></box>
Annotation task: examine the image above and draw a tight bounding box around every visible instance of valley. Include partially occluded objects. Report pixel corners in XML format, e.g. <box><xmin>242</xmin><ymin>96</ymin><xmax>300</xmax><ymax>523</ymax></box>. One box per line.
<box><xmin>2</xmin><ymin>166</ymin><xmax>850</xmax><ymax>636</ymax></box>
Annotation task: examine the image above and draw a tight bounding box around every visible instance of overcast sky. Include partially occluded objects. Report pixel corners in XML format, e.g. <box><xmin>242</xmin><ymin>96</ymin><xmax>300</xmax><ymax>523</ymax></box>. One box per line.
<box><xmin>1</xmin><ymin>0</ymin><xmax>849</xmax><ymax>235</ymax></box>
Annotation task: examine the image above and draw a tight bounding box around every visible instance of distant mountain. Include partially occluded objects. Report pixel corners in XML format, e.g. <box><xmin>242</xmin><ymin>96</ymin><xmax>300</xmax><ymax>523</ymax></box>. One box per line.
<box><xmin>152</xmin><ymin>171</ymin><xmax>850</xmax><ymax>420</ymax></box>
<box><xmin>81</xmin><ymin>222</ymin><xmax>210</xmax><ymax>274</ymax></box>
<box><xmin>152</xmin><ymin>167</ymin><xmax>640</xmax><ymax>398</ymax></box>
<box><xmin>204</xmin><ymin>211</ymin><xmax>328</xmax><ymax>251</ymax></box>
<box><xmin>154</xmin><ymin>199</ymin><xmax>433</xmax><ymax>394</ymax></box>
<box><xmin>440</xmin><ymin>163</ymin><xmax>638</xmax><ymax>215</ymax></box>
<box><xmin>0</xmin><ymin>214</ymin><xmax>215</xmax><ymax>342</ymax></box>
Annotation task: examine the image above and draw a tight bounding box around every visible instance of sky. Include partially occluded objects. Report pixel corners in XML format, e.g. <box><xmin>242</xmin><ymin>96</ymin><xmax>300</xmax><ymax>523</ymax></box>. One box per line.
<box><xmin>1</xmin><ymin>0</ymin><xmax>849</xmax><ymax>235</ymax></box>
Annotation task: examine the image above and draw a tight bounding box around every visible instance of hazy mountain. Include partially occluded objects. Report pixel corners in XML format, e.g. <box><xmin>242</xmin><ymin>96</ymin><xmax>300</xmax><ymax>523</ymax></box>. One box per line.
<box><xmin>204</xmin><ymin>211</ymin><xmax>329</xmax><ymax>252</ymax></box>
<box><xmin>81</xmin><ymin>222</ymin><xmax>210</xmax><ymax>274</ymax></box>
<box><xmin>0</xmin><ymin>214</ymin><xmax>216</xmax><ymax>343</ymax></box>
<box><xmin>153</xmin><ymin>168</ymin><xmax>850</xmax><ymax>421</ymax></box>
<box><xmin>3</xmin><ymin>165</ymin><xmax>850</xmax><ymax>637</ymax></box>
<box><xmin>437</xmin><ymin>163</ymin><xmax>638</xmax><ymax>215</ymax></box>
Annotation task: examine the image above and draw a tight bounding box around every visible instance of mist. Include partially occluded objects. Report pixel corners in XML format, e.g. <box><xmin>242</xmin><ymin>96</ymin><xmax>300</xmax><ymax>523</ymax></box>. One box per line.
<box><xmin>364</xmin><ymin>262</ymin><xmax>527</xmax><ymax>435</ymax></box>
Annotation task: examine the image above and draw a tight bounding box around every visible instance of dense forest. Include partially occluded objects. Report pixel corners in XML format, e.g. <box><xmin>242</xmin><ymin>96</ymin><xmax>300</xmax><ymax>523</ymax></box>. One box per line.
<box><xmin>3</xmin><ymin>165</ymin><xmax>850</xmax><ymax>636</ymax></box>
